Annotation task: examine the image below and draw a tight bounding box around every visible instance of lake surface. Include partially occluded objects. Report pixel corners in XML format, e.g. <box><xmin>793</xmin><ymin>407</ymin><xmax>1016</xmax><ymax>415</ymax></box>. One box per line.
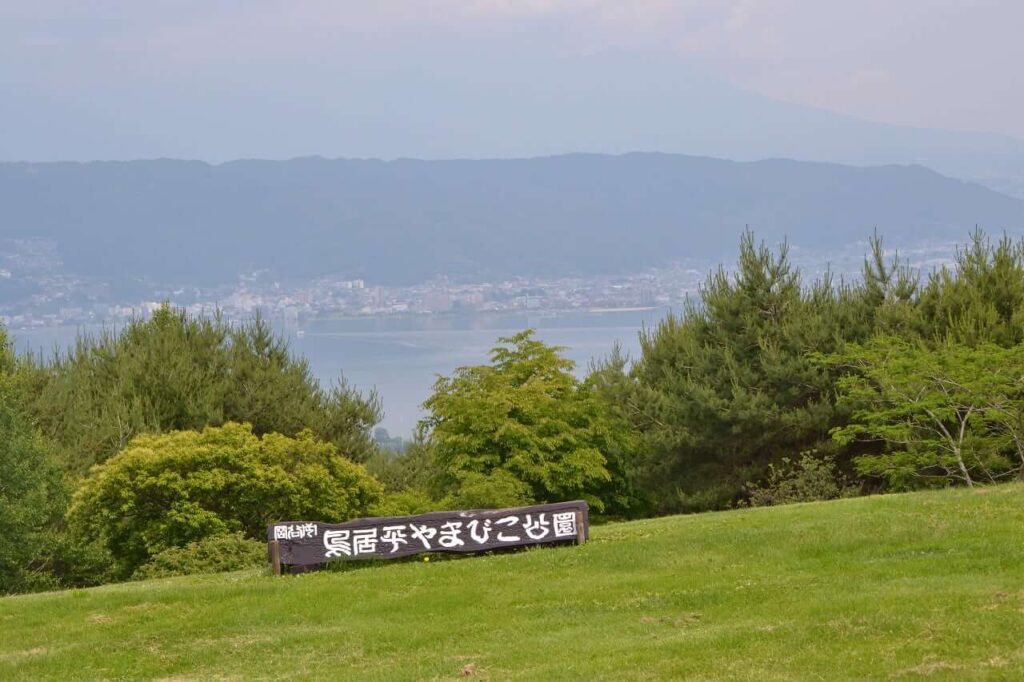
<box><xmin>11</xmin><ymin>308</ymin><xmax>670</xmax><ymax>438</ymax></box>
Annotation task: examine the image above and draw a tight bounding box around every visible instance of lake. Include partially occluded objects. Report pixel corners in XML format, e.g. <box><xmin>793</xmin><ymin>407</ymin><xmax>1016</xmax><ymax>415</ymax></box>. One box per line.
<box><xmin>11</xmin><ymin>308</ymin><xmax>670</xmax><ymax>438</ymax></box>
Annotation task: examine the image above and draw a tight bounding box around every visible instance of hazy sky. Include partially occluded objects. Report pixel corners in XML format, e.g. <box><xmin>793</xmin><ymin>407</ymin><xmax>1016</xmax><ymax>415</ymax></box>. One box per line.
<box><xmin>3</xmin><ymin>1</ymin><xmax>1021</xmax><ymax>161</ymax></box>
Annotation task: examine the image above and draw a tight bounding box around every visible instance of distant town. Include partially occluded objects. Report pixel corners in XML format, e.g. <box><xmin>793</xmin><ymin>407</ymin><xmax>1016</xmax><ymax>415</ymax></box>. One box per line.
<box><xmin>0</xmin><ymin>236</ymin><xmax>959</xmax><ymax>331</ymax></box>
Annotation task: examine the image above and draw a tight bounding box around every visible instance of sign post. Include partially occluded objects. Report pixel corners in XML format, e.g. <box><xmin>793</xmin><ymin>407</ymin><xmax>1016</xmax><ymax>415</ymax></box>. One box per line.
<box><xmin>269</xmin><ymin>539</ymin><xmax>282</xmax><ymax>576</ymax></box>
<box><xmin>267</xmin><ymin>500</ymin><xmax>589</xmax><ymax>571</ymax></box>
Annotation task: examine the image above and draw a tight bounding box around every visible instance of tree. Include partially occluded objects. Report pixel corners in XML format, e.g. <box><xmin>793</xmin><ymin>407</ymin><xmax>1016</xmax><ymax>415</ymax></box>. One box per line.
<box><xmin>366</xmin><ymin>426</ymin><xmax>442</xmax><ymax>496</ymax></box>
<box><xmin>421</xmin><ymin>330</ymin><xmax>632</xmax><ymax>512</ymax></box>
<box><xmin>829</xmin><ymin>337</ymin><xmax>1024</xmax><ymax>489</ymax></box>
<box><xmin>23</xmin><ymin>306</ymin><xmax>228</xmax><ymax>471</ymax></box>
<box><xmin>585</xmin><ymin>343</ymin><xmax>650</xmax><ymax>515</ymax></box>
<box><xmin>24</xmin><ymin>305</ymin><xmax>381</xmax><ymax>474</ymax></box>
<box><xmin>855</xmin><ymin>231</ymin><xmax>919</xmax><ymax>336</ymax></box>
<box><xmin>67</xmin><ymin>422</ymin><xmax>383</xmax><ymax>578</ymax></box>
<box><xmin>916</xmin><ymin>231</ymin><xmax>1024</xmax><ymax>347</ymax></box>
<box><xmin>612</xmin><ymin>231</ymin><xmax>934</xmax><ymax>511</ymax></box>
<box><xmin>629</xmin><ymin>233</ymin><xmax>865</xmax><ymax>510</ymax></box>
<box><xmin>0</xmin><ymin>326</ymin><xmax>66</xmax><ymax>593</ymax></box>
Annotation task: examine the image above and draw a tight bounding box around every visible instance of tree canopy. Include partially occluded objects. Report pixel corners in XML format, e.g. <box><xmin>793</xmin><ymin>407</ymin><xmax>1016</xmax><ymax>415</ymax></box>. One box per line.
<box><xmin>422</xmin><ymin>330</ymin><xmax>638</xmax><ymax>512</ymax></box>
<box><xmin>22</xmin><ymin>305</ymin><xmax>381</xmax><ymax>475</ymax></box>
<box><xmin>606</xmin><ymin>230</ymin><xmax>1024</xmax><ymax>511</ymax></box>
<box><xmin>829</xmin><ymin>337</ymin><xmax>1024</xmax><ymax>488</ymax></box>
<box><xmin>0</xmin><ymin>333</ymin><xmax>66</xmax><ymax>593</ymax></box>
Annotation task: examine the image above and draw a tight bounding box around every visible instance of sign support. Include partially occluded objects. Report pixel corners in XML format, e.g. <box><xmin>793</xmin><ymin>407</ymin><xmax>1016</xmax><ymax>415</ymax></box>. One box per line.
<box><xmin>269</xmin><ymin>539</ymin><xmax>282</xmax><ymax>576</ymax></box>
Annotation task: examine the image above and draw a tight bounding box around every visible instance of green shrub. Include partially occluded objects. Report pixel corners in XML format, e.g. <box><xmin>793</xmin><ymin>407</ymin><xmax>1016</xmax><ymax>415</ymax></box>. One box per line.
<box><xmin>68</xmin><ymin>422</ymin><xmax>383</xmax><ymax>578</ymax></box>
<box><xmin>29</xmin><ymin>531</ymin><xmax>116</xmax><ymax>590</ymax></box>
<box><xmin>450</xmin><ymin>471</ymin><xmax>532</xmax><ymax>509</ymax></box>
<box><xmin>133</xmin><ymin>533</ymin><xmax>266</xmax><ymax>580</ymax></box>
<box><xmin>372</xmin><ymin>489</ymin><xmax>438</xmax><ymax>517</ymax></box>
<box><xmin>745</xmin><ymin>452</ymin><xmax>857</xmax><ymax>507</ymax></box>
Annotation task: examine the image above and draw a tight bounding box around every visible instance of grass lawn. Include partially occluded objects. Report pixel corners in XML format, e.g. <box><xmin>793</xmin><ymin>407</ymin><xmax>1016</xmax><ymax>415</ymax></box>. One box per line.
<box><xmin>2</xmin><ymin>485</ymin><xmax>1023</xmax><ymax>680</ymax></box>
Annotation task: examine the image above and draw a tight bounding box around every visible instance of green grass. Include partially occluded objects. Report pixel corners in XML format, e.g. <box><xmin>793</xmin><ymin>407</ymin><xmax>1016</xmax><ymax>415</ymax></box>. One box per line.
<box><xmin>3</xmin><ymin>486</ymin><xmax>1024</xmax><ymax>680</ymax></box>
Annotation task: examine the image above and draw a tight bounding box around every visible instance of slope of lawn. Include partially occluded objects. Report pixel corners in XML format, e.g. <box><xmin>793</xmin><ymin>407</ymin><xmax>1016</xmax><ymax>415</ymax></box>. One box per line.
<box><xmin>2</xmin><ymin>485</ymin><xmax>1024</xmax><ymax>680</ymax></box>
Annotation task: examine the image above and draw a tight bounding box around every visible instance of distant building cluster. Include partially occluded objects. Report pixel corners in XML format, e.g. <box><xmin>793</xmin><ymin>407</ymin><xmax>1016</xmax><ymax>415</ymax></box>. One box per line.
<box><xmin>0</xmin><ymin>236</ymin><xmax>960</xmax><ymax>331</ymax></box>
<box><xmin>0</xmin><ymin>251</ymin><xmax>705</xmax><ymax>330</ymax></box>
<box><xmin>179</xmin><ymin>268</ymin><xmax>701</xmax><ymax>324</ymax></box>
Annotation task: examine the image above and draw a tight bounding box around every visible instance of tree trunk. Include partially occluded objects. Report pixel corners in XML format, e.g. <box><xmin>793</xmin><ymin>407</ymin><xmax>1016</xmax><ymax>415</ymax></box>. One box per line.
<box><xmin>954</xmin><ymin>448</ymin><xmax>974</xmax><ymax>487</ymax></box>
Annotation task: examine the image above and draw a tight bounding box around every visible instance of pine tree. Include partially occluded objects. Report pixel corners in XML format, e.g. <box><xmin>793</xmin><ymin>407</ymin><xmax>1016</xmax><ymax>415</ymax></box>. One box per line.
<box><xmin>24</xmin><ymin>305</ymin><xmax>381</xmax><ymax>473</ymax></box>
<box><xmin>628</xmin><ymin>232</ymin><xmax>888</xmax><ymax>510</ymax></box>
<box><xmin>0</xmin><ymin>325</ymin><xmax>66</xmax><ymax>593</ymax></box>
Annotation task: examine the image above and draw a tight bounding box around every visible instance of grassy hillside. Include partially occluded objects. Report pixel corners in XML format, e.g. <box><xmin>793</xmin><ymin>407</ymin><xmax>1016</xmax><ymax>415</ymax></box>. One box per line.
<box><xmin>2</xmin><ymin>486</ymin><xmax>1023</xmax><ymax>680</ymax></box>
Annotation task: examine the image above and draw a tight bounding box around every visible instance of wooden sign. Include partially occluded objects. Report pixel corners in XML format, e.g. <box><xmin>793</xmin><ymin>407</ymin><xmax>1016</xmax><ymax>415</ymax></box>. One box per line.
<box><xmin>266</xmin><ymin>500</ymin><xmax>588</xmax><ymax>570</ymax></box>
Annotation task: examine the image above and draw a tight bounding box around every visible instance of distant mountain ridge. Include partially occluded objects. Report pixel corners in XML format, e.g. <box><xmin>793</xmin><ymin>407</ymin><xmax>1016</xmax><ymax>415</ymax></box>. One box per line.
<box><xmin>1</xmin><ymin>153</ymin><xmax>1023</xmax><ymax>289</ymax></box>
<box><xmin>6</xmin><ymin>52</ymin><xmax>1024</xmax><ymax>199</ymax></box>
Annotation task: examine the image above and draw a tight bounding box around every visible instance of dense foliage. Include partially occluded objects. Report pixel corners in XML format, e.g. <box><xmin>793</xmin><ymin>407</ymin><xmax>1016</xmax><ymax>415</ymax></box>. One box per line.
<box><xmin>0</xmin><ymin>332</ymin><xmax>66</xmax><ymax>593</ymax></box>
<box><xmin>744</xmin><ymin>452</ymin><xmax>856</xmax><ymax>507</ymax></box>
<box><xmin>616</xmin><ymin>233</ymin><xmax>875</xmax><ymax>510</ymax></box>
<box><xmin>132</xmin><ymin>533</ymin><xmax>267</xmax><ymax>581</ymax></box>
<box><xmin>68</xmin><ymin>423</ymin><xmax>383</xmax><ymax>578</ymax></box>
<box><xmin>830</xmin><ymin>338</ymin><xmax>1024</xmax><ymax>488</ymax></box>
<box><xmin>22</xmin><ymin>306</ymin><xmax>381</xmax><ymax>475</ymax></box>
<box><xmin>597</xmin><ymin>230</ymin><xmax>1024</xmax><ymax>512</ymax></box>
<box><xmin>422</xmin><ymin>331</ymin><xmax>639</xmax><ymax>513</ymax></box>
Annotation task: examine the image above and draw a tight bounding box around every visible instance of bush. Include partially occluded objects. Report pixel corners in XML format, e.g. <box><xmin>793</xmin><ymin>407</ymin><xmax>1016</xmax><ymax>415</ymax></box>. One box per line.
<box><xmin>28</xmin><ymin>531</ymin><xmax>116</xmax><ymax>590</ymax></box>
<box><xmin>133</xmin><ymin>533</ymin><xmax>266</xmax><ymax>580</ymax></box>
<box><xmin>68</xmin><ymin>422</ymin><xmax>383</xmax><ymax>578</ymax></box>
<box><xmin>745</xmin><ymin>452</ymin><xmax>857</xmax><ymax>507</ymax></box>
<box><xmin>371</xmin><ymin>489</ymin><xmax>438</xmax><ymax>517</ymax></box>
<box><xmin>449</xmin><ymin>471</ymin><xmax>532</xmax><ymax>509</ymax></box>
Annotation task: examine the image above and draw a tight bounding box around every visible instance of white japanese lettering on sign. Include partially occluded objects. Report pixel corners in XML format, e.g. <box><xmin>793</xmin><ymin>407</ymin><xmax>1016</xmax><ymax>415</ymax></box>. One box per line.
<box><xmin>274</xmin><ymin>523</ymin><xmax>319</xmax><ymax>541</ymax></box>
<box><xmin>552</xmin><ymin>512</ymin><xmax>578</xmax><ymax>538</ymax></box>
<box><xmin>271</xmin><ymin>503</ymin><xmax>587</xmax><ymax>566</ymax></box>
<box><xmin>323</xmin><ymin>529</ymin><xmax>351</xmax><ymax>557</ymax></box>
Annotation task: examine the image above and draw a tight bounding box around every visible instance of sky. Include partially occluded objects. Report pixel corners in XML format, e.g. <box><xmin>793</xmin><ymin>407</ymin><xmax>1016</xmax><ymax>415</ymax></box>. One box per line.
<box><xmin>2</xmin><ymin>1</ymin><xmax>1021</xmax><ymax>161</ymax></box>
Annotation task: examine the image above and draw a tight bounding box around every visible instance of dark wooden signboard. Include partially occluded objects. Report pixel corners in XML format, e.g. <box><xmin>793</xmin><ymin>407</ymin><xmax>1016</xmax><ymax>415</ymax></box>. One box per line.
<box><xmin>267</xmin><ymin>500</ymin><xmax>588</xmax><ymax>568</ymax></box>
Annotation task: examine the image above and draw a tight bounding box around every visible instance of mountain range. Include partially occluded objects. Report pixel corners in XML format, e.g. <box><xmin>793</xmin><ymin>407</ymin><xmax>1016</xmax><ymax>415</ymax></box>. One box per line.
<box><xmin>2</xmin><ymin>153</ymin><xmax>1023</xmax><ymax>292</ymax></box>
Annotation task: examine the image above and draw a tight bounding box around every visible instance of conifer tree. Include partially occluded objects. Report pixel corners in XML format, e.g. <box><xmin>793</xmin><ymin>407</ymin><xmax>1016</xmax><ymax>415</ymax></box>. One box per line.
<box><xmin>24</xmin><ymin>305</ymin><xmax>381</xmax><ymax>473</ymax></box>
<box><xmin>917</xmin><ymin>231</ymin><xmax>1024</xmax><ymax>347</ymax></box>
<box><xmin>0</xmin><ymin>326</ymin><xmax>66</xmax><ymax>593</ymax></box>
<box><xmin>628</xmin><ymin>232</ymin><xmax>890</xmax><ymax>510</ymax></box>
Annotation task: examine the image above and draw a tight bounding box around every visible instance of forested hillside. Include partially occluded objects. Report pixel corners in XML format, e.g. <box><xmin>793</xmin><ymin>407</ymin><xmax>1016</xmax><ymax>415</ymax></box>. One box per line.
<box><xmin>2</xmin><ymin>154</ymin><xmax>1022</xmax><ymax>289</ymax></box>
